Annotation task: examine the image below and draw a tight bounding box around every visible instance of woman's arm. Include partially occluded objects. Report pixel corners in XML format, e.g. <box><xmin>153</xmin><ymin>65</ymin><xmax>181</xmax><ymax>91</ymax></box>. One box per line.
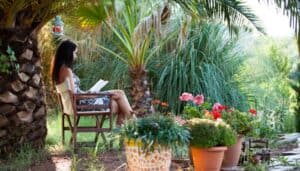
<box><xmin>59</xmin><ymin>66</ymin><xmax>75</xmax><ymax>93</ymax></box>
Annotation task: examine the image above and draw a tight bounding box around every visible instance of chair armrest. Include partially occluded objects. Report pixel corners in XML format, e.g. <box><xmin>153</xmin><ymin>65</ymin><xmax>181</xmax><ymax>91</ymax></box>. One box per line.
<box><xmin>74</xmin><ymin>92</ymin><xmax>114</xmax><ymax>100</ymax></box>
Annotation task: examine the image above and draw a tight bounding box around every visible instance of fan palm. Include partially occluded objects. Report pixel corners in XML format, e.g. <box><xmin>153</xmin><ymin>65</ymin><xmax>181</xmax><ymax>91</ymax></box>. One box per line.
<box><xmin>0</xmin><ymin>0</ymin><xmax>85</xmax><ymax>156</ymax></box>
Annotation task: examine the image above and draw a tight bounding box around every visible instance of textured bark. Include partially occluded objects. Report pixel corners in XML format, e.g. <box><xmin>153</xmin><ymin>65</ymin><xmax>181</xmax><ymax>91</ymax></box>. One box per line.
<box><xmin>0</xmin><ymin>29</ymin><xmax>47</xmax><ymax>157</ymax></box>
<box><xmin>129</xmin><ymin>66</ymin><xmax>152</xmax><ymax>117</ymax></box>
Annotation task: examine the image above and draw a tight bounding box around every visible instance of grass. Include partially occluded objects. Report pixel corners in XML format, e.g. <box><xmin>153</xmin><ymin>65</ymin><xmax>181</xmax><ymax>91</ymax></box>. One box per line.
<box><xmin>46</xmin><ymin>110</ymin><xmax>120</xmax><ymax>152</ymax></box>
<box><xmin>0</xmin><ymin>144</ymin><xmax>48</xmax><ymax>171</ymax></box>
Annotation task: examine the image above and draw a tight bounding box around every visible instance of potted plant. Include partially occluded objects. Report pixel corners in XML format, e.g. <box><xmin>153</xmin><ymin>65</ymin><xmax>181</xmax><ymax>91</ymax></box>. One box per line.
<box><xmin>187</xmin><ymin>118</ymin><xmax>236</xmax><ymax>171</ymax></box>
<box><xmin>221</xmin><ymin>108</ymin><xmax>257</xmax><ymax>168</ymax></box>
<box><xmin>120</xmin><ymin>114</ymin><xmax>190</xmax><ymax>171</ymax></box>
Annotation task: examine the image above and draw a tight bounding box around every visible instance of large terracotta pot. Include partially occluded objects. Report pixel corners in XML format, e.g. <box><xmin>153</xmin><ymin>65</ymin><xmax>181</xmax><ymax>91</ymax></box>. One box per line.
<box><xmin>222</xmin><ymin>136</ymin><xmax>244</xmax><ymax>168</ymax></box>
<box><xmin>191</xmin><ymin>146</ymin><xmax>227</xmax><ymax>171</ymax></box>
<box><xmin>125</xmin><ymin>139</ymin><xmax>172</xmax><ymax>171</ymax></box>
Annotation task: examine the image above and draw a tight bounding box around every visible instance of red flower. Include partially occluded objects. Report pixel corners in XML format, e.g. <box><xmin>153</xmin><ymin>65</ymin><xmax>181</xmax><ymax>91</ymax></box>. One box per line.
<box><xmin>213</xmin><ymin>103</ymin><xmax>226</xmax><ymax>112</ymax></box>
<box><xmin>212</xmin><ymin>110</ymin><xmax>221</xmax><ymax>120</ymax></box>
<box><xmin>249</xmin><ymin>109</ymin><xmax>257</xmax><ymax>116</ymax></box>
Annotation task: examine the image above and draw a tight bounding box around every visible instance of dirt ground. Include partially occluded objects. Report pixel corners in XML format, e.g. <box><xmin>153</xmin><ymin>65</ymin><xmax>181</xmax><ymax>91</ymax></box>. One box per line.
<box><xmin>29</xmin><ymin>149</ymin><xmax>189</xmax><ymax>171</ymax></box>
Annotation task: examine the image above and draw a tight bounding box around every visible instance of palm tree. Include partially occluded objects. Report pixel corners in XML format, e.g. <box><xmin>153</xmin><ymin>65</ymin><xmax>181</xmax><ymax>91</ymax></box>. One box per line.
<box><xmin>99</xmin><ymin>0</ymin><xmax>172</xmax><ymax>116</ymax></box>
<box><xmin>0</xmin><ymin>0</ymin><xmax>85</xmax><ymax>156</ymax></box>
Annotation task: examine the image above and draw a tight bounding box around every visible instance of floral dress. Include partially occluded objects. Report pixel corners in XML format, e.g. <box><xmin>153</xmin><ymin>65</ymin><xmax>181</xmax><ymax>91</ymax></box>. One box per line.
<box><xmin>73</xmin><ymin>73</ymin><xmax>110</xmax><ymax>107</ymax></box>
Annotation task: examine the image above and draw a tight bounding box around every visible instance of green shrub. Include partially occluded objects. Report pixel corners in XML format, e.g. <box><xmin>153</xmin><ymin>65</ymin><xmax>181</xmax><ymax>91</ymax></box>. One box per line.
<box><xmin>187</xmin><ymin>118</ymin><xmax>236</xmax><ymax>148</ymax></box>
<box><xmin>120</xmin><ymin>114</ymin><xmax>190</xmax><ymax>153</ymax></box>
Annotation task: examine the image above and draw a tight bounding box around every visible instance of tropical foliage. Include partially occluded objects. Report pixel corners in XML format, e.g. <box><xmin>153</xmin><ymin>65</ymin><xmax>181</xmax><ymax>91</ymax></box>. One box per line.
<box><xmin>153</xmin><ymin>23</ymin><xmax>249</xmax><ymax>113</ymax></box>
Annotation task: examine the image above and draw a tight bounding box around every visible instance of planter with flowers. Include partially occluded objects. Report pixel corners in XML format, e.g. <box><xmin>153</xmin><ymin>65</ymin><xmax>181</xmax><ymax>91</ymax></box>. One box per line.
<box><xmin>187</xmin><ymin>118</ymin><xmax>236</xmax><ymax>171</ymax></box>
<box><xmin>179</xmin><ymin>92</ymin><xmax>257</xmax><ymax>169</ymax></box>
<box><xmin>120</xmin><ymin>114</ymin><xmax>190</xmax><ymax>171</ymax></box>
<box><xmin>221</xmin><ymin>108</ymin><xmax>257</xmax><ymax>168</ymax></box>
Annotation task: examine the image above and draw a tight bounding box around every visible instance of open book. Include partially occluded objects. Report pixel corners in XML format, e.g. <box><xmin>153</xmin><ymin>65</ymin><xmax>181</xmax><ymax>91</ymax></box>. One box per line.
<box><xmin>88</xmin><ymin>79</ymin><xmax>109</xmax><ymax>92</ymax></box>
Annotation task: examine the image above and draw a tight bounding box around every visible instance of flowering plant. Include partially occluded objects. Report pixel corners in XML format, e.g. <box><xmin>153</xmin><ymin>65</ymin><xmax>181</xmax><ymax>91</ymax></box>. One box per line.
<box><xmin>152</xmin><ymin>99</ymin><xmax>170</xmax><ymax>114</ymax></box>
<box><xmin>222</xmin><ymin>108</ymin><xmax>257</xmax><ymax>136</ymax></box>
<box><xmin>179</xmin><ymin>92</ymin><xmax>257</xmax><ymax>136</ymax></box>
<box><xmin>180</xmin><ymin>92</ymin><xmax>223</xmax><ymax>120</ymax></box>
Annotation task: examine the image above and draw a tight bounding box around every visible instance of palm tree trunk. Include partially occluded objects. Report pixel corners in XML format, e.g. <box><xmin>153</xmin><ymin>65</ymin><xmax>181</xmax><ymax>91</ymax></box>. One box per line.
<box><xmin>0</xmin><ymin>28</ymin><xmax>47</xmax><ymax>157</ymax></box>
<box><xmin>129</xmin><ymin>66</ymin><xmax>152</xmax><ymax>117</ymax></box>
<box><xmin>295</xmin><ymin>20</ymin><xmax>300</xmax><ymax>132</ymax></box>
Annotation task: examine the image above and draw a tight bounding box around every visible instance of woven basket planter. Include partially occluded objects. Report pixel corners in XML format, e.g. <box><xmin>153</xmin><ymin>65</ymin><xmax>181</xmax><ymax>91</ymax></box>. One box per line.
<box><xmin>125</xmin><ymin>140</ymin><xmax>172</xmax><ymax>171</ymax></box>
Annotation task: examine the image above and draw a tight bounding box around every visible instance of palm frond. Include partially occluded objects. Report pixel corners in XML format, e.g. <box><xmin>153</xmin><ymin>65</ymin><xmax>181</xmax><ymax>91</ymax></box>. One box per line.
<box><xmin>172</xmin><ymin>0</ymin><xmax>265</xmax><ymax>33</ymax></box>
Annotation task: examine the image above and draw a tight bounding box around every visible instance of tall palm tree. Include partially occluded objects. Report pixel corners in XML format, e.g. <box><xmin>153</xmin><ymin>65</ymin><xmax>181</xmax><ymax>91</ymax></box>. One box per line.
<box><xmin>0</xmin><ymin>0</ymin><xmax>85</xmax><ymax>156</ymax></box>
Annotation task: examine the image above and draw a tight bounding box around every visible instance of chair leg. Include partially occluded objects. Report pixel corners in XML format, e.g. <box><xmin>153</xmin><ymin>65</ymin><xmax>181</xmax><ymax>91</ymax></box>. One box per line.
<box><xmin>62</xmin><ymin>114</ymin><xmax>65</xmax><ymax>145</ymax></box>
<box><xmin>94</xmin><ymin>115</ymin><xmax>100</xmax><ymax>143</ymax></box>
<box><xmin>66</xmin><ymin>116</ymin><xmax>73</xmax><ymax>145</ymax></box>
<box><xmin>73</xmin><ymin>115</ymin><xmax>78</xmax><ymax>150</ymax></box>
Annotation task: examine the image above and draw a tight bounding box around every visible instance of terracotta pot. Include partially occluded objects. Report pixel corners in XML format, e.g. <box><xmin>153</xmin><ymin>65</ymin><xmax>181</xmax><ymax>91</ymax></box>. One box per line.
<box><xmin>222</xmin><ymin>136</ymin><xmax>244</xmax><ymax>168</ymax></box>
<box><xmin>125</xmin><ymin>139</ymin><xmax>172</xmax><ymax>171</ymax></box>
<box><xmin>191</xmin><ymin>146</ymin><xmax>227</xmax><ymax>171</ymax></box>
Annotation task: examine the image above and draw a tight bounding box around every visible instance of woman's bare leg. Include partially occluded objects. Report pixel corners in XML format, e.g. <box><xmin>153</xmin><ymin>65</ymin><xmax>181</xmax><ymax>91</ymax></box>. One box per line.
<box><xmin>108</xmin><ymin>90</ymin><xmax>133</xmax><ymax>125</ymax></box>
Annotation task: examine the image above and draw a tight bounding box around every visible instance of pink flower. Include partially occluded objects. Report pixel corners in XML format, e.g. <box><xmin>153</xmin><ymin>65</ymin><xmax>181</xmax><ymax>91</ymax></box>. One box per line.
<box><xmin>174</xmin><ymin>116</ymin><xmax>187</xmax><ymax>126</ymax></box>
<box><xmin>193</xmin><ymin>94</ymin><xmax>204</xmax><ymax>105</ymax></box>
<box><xmin>213</xmin><ymin>103</ymin><xmax>225</xmax><ymax>111</ymax></box>
<box><xmin>179</xmin><ymin>92</ymin><xmax>194</xmax><ymax>102</ymax></box>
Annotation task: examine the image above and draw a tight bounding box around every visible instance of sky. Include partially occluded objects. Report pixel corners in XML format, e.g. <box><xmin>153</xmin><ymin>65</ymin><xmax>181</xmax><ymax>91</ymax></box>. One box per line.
<box><xmin>244</xmin><ymin>0</ymin><xmax>294</xmax><ymax>38</ymax></box>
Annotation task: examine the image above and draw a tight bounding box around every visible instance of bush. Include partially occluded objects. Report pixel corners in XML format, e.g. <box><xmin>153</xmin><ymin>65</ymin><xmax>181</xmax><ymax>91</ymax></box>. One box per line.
<box><xmin>187</xmin><ymin>118</ymin><xmax>236</xmax><ymax>148</ymax></box>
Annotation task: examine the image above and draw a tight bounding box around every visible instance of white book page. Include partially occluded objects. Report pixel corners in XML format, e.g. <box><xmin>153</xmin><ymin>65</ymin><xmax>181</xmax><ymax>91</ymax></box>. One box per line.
<box><xmin>89</xmin><ymin>79</ymin><xmax>109</xmax><ymax>92</ymax></box>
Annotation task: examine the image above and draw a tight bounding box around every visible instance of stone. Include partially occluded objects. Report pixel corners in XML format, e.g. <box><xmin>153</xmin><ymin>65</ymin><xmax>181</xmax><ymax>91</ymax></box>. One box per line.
<box><xmin>278</xmin><ymin>133</ymin><xmax>300</xmax><ymax>146</ymax></box>
<box><xmin>24</xmin><ymin>86</ymin><xmax>38</xmax><ymax>100</ymax></box>
<box><xmin>0</xmin><ymin>104</ymin><xmax>16</xmax><ymax>115</ymax></box>
<box><xmin>34</xmin><ymin>106</ymin><xmax>45</xmax><ymax>118</ymax></box>
<box><xmin>21</xmin><ymin>49</ymin><xmax>33</xmax><ymax>61</ymax></box>
<box><xmin>32</xmin><ymin>74</ymin><xmax>40</xmax><ymax>86</ymax></box>
<box><xmin>20</xmin><ymin>63</ymin><xmax>35</xmax><ymax>75</ymax></box>
<box><xmin>24</xmin><ymin>101</ymin><xmax>36</xmax><ymax>113</ymax></box>
<box><xmin>0</xmin><ymin>130</ymin><xmax>7</xmax><ymax>138</ymax></box>
<box><xmin>11</xmin><ymin>80</ymin><xmax>25</xmax><ymax>92</ymax></box>
<box><xmin>0</xmin><ymin>91</ymin><xmax>18</xmax><ymax>103</ymax></box>
<box><xmin>17</xmin><ymin>111</ymin><xmax>33</xmax><ymax>123</ymax></box>
<box><xmin>18</xmin><ymin>72</ymin><xmax>30</xmax><ymax>82</ymax></box>
<box><xmin>35</xmin><ymin>60</ymin><xmax>41</xmax><ymax>67</ymax></box>
<box><xmin>0</xmin><ymin>116</ymin><xmax>9</xmax><ymax>128</ymax></box>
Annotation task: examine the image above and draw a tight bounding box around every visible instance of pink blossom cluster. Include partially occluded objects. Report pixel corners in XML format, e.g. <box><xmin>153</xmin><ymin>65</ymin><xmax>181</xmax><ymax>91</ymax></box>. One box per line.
<box><xmin>179</xmin><ymin>92</ymin><xmax>204</xmax><ymax>105</ymax></box>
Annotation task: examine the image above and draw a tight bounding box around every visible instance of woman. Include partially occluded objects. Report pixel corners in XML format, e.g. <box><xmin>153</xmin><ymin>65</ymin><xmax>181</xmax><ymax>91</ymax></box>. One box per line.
<box><xmin>51</xmin><ymin>40</ymin><xmax>133</xmax><ymax>125</ymax></box>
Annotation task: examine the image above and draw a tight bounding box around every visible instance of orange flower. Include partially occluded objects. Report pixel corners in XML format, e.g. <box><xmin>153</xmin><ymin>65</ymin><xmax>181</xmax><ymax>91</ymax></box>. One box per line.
<box><xmin>161</xmin><ymin>102</ymin><xmax>168</xmax><ymax>107</ymax></box>
<box><xmin>152</xmin><ymin>99</ymin><xmax>161</xmax><ymax>104</ymax></box>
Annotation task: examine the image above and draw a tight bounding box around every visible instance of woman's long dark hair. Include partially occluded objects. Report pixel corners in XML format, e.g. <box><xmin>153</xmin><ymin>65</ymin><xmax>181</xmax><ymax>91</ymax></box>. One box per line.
<box><xmin>51</xmin><ymin>40</ymin><xmax>77</xmax><ymax>84</ymax></box>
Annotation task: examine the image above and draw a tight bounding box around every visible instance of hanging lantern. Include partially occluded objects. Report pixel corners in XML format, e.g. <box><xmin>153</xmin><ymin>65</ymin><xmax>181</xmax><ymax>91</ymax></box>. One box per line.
<box><xmin>52</xmin><ymin>16</ymin><xmax>64</xmax><ymax>36</ymax></box>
